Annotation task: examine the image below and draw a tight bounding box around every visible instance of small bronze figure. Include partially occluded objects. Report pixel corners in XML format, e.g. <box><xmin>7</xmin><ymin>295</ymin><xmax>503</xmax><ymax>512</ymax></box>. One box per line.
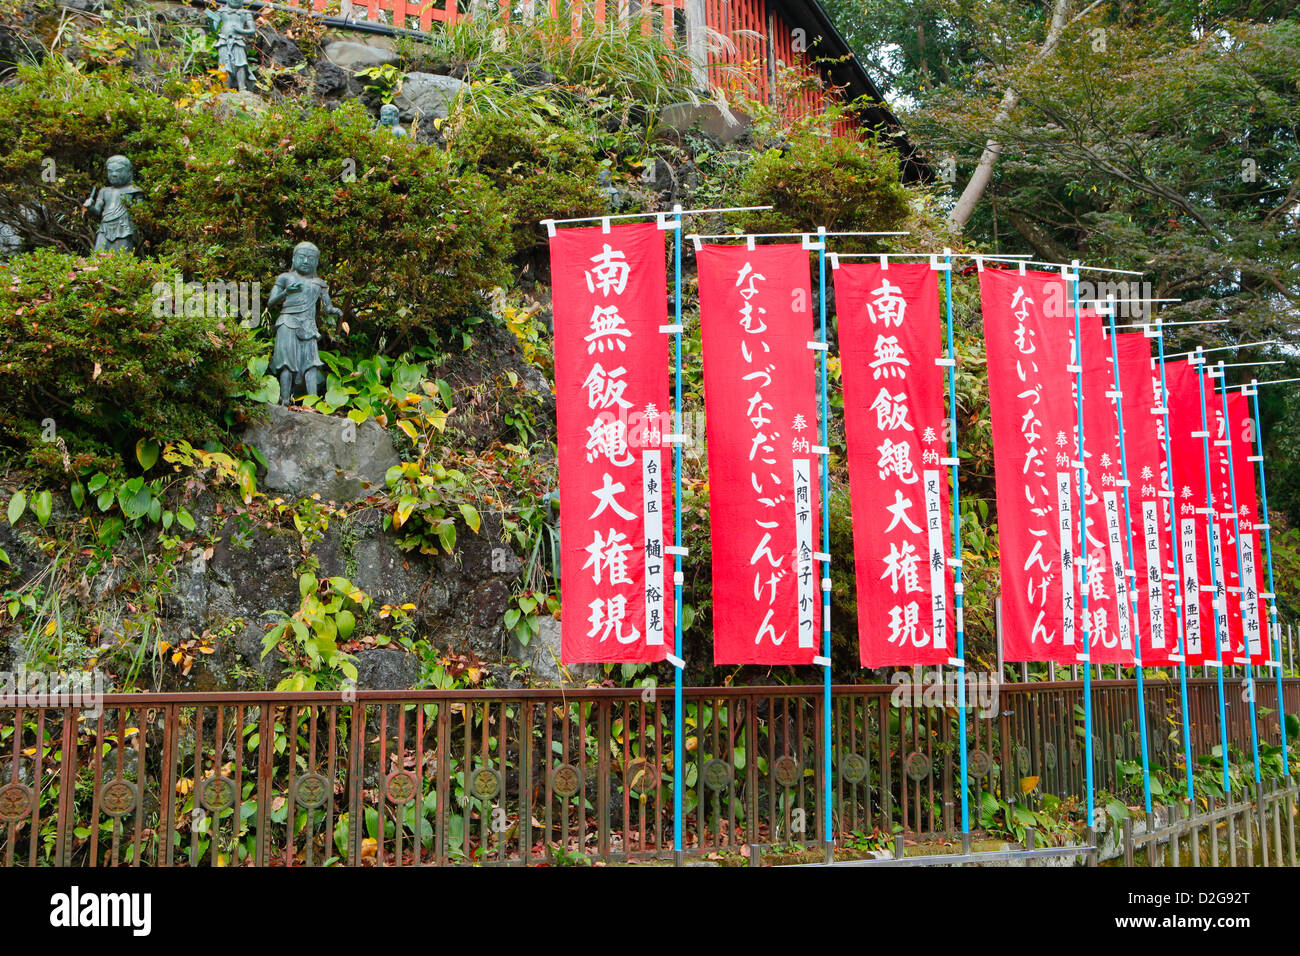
<box><xmin>83</xmin><ymin>155</ymin><xmax>143</xmax><ymax>253</ymax></box>
<box><xmin>267</xmin><ymin>242</ymin><xmax>342</xmax><ymax>405</ymax></box>
<box><xmin>377</xmin><ymin>103</ymin><xmax>409</xmax><ymax>139</ymax></box>
<box><xmin>207</xmin><ymin>0</ymin><xmax>257</xmax><ymax>92</ymax></box>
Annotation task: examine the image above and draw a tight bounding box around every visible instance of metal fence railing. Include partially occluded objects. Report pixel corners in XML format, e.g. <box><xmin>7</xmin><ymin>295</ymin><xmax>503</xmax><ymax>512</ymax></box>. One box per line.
<box><xmin>0</xmin><ymin>678</ymin><xmax>1295</xmax><ymax>866</ymax></box>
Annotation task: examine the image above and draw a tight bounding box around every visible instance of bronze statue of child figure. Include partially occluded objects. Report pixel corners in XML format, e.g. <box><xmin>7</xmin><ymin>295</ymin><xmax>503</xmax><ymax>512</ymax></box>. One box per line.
<box><xmin>207</xmin><ymin>0</ymin><xmax>257</xmax><ymax>92</ymax></box>
<box><xmin>268</xmin><ymin>241</ymin><xmax>342</xmax><ymax>405</ymax></box>
<box><xmin>83</xmin><ymin>155</ymin><xmax>143</xmax><ymax>253</ymax></box>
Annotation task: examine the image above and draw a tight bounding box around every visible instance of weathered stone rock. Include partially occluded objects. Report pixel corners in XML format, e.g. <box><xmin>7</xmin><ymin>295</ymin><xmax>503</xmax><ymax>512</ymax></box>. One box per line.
<box><xmin>313</xmin><ymin>60</ymin><xmax>352</xmax><ymax>99</ymax></box>
<box><xmin>393</xmin><ymin>72</ymin><xmax>466</xmax><ymax>121</ymax></box>
<box><xmin>508</xmin><ymin>618</ymin><xmax>600</xmax><ymax>685</ymax></box>
<box><xmin>257</xmin><ymin>26</ymin><xmax>303</xmax><ymax>69</ymax></box>
<box><xmin>659</xmin><ymin>102</ymin><xmax>753</xmax><ymax>145</ymax></box>
<box><xmin>204</xmin><ymin>89</ymin><xmax>269</xmax><ymax>120</ymax></box>
<box><xmin>354</xmin><ymin>647</ymin><xmax>420</xmax><ymax>689</ymax></box>
<box><xmin>323</xmin><ymin>39</ymin><xmax>397</xmax><ymax>72</ymax></box>
<box><xmin>242</xmin><ymin>405</ymin><xmax>398</xmax><ymax>503</ymax></box>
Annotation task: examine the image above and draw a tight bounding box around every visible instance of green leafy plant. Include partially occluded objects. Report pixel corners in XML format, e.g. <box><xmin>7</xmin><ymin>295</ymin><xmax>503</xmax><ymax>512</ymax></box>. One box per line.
<box><xmin>262</xmin><ymin>572</ymin><xmax>370</xmax><ymax>691</ymax></box>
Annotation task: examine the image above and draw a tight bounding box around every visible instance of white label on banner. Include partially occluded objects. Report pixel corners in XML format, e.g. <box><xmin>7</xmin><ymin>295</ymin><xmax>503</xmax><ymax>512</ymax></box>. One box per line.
<box><xmin>1057</xmin><ymin>472</ymin><xmax>1075</xmax><ymax>646</ymax></box>
<box><xmin>923</xmin><ymin>469</ymin><xmax>947</xmax><ymax>650</ymax></box>
<box><xmin>1142</xmin><ymin>501</ymin><xmax>1166</xmax><ymax>649</ymax></box>
<box><xmin>642</xmin><ymin>450</ymin><xmax>666</xmax><ymax>646</ymax></box>
<box><xmin>1179</xmin><ymin>517</ymin><xmax>1202</xmax><ymax>657</ymax></box>
<box><xmin>1103</xmin><ymin>490</ymin><xmax>1134</xmax><ymax>650</ymax></box>
<box><xmin>1240</xmin><ymin>533</ymin><xmax>1262</xmax><ymax>657</ymax></box>
<box><xmin>793</xmin><ymin>458</ymin><xmax>815</xmax><ymax>650</ymax></box>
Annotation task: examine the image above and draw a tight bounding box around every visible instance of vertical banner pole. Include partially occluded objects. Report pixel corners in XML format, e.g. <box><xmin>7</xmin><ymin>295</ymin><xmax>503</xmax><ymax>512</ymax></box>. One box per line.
<box><xmin>942</xmin><ymin>251</ymin><xmax>970</xmax><ymax>845</ymax></box>
<box><xmin>1104</xmin><ymin>301</ymin><xmax>1154</xmax><ymax>815</ymax></box>
<box><xmin>814</xmin><ymin>228</ymin><xmax>834</xmax><ymax>860</ymax></box>
<box><xmin>1153</xmin><ymin>326</ymin><xmax>1196</xmax><ymax>802</ymax></box>
<box><xmin>1248</xmin><ymin>379</ymin><xmax>1291</xmax><ymax>775</ymax></box>
<box><xmin>1214</xmin><ymin>364</ymin><xmax>1263</xmax><ymax>784</ymax></box>
<box><xmin>1193</xmin><ymin>349</ymin><xmax>1233</xmax><ymax>793</ymax></box>
<box><xmin>1069</xmin><ymin>264</ymin><xmax>1096</xmax><ymax>826</ymax></box>
<box><xmin>671</xmin><ymin>205</ymin><xmax>685</xmax><ymax>861</ymax></box>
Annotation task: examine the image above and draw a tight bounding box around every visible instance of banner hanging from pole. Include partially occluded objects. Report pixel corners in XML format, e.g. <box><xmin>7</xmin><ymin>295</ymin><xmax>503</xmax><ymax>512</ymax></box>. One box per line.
<box><xmin>1226</xmin><ymin>392</ymin><xmax>1266</xmax><ymax>659</ymax></box>
<box><xmin>1115</xmin><ymin>333</ymin><xmax>1178</xmax><ymax>666</ymax></box>
<box><xmin>699</xmin><ymin>243</ymin><xmax>821</xmax><ymax>664</ymax></box>
<box><xmin>550</xmin><ymin>222</ymin><xmax>673</xmax><ymax>663</ymax></box>
<box><xmin>1165</xmin><ymin>360</ymin><xmax>1217</xmax><ymax>666</ymax></box>
<box><xmin>981</xmin><ymin>268</ymin><xmax>1078</xmax><ymax>663</ymax></box>
<box><xmin>1080</xmin><ymin>314</ymin><xmax>1134</xmax><ymax>665</ymax></box>
<box><xmin>1208</xmin><ymin>397</ymin><xmax>1248</xmax><ymax>660</ymax></box>
<box><xmin>834</xmin><ymin>262</ymin><xmax>954</xmax><ymax>666</ymax></box>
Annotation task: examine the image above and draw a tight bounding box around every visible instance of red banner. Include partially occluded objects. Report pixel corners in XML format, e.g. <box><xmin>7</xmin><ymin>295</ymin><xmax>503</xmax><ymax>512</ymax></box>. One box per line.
<box><xmin>834</xmin><ymin>262</ymin><xmax>953</xmax><ymax>667</ymax></box>
<box><xmin>981</xmin><ymin>268</ymin><xmax>1078</xmax><ymax>663</ymax></box>
<box><xmin>1114</xmin><ymin>334</ymin><xmax>1178</xmax><ymax>666</ymax></box>
<box><xmin>1227</xmin><ymin>393</ymin><xmax>1268</xmax><ymax>660</ymax></box>
<box><xmin>1166</xmin><ymin>359</ymin><xmax>1220</xmax><ymax>665</ymax></box>
<box><xmin>1207</xmin><ymin>391</ymin><xmax>1262</xmax><ymax>662</ymax></box>
<box><xmin>1080</xmin><ymin>315</ymin><xmax>1133</xmax><ymax>665</ymax></box>
<box><xmin>551</xmin><ymin>222</ymin><xmax>673</xmax><ymax>663</ymax></box>
<box><xmin>698</xmin><ymin>243</ymin><xmax>820</xmax><ymax>664</ymax></box>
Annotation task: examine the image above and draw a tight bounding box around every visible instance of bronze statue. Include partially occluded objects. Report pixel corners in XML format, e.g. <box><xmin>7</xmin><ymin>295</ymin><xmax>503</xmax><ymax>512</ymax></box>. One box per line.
<box><xmin>267</xmin><ymin>242</ymin><xmax>342</xmax><ymax>405</ymax></box>
<box><xmin>83</xmin><ymin>155</ymin><xmax>143</xmax><ymax>253</ymax></box>
<box><xmin>207</xmin><ymin>0</ymin><xmax>257</xmax><ymax>92</ymax></box>
<box><xmin>377</xmin><ymin>103</ymin><xmax>408</xmax><ymax>139</ymax></box>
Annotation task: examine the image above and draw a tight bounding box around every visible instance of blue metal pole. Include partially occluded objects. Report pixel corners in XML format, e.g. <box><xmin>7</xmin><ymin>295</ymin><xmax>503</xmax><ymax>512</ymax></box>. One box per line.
<box><xmin>1103</xmin><ymin>305</ymin><xmax>1154</xmax><ymax>815</ymax></box>
<box><xmin>672</xmin><ymin>205</ymin><xmax>685</xmax><ymax>858</ymax></box>
<box><xmin>1192</xmin><ymin>350</ymin><xmax>1233</xmax><ymax>793</ymax></box>
<box><xmin>1152</xmin><ymin>327</ymin><xmax>1196</xmax><ymax>802</ymax></box>
<box><xmin>942</xmin><ymin>251</ymin><xmax>969</xmax><ymax>841</ymax></box>
<box><xmin>1069</xmin><ymin>265</ymin><xmax>1095</xmax><ymax>826</ymax></box>
<box><xmin>1247</xmin><ymin>379</ymin><xmax>1291</xmax><ymax>776</ymax></box>
<box><xmin>1213</xmin><ymin>364</ymin><xmax>1262</xmax><ymax>785</ymax></box>
<box><xmin>814</xmin><ymin>228</ymin><xmax>834</xmax><ymax>857</ymax></box>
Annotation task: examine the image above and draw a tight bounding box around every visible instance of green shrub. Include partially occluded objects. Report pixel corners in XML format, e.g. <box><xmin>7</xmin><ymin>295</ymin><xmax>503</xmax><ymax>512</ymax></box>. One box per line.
<box><xmin>729</xmin><ymin>133</ymin><xmax>912</xmax><ymax>240</ymax></box>
<box><xmin>446</xmin><ymin>99</ymin><xmax>610</xmax><ymax>257</ymax></box>
<box><xmin>145</xmin><ymin>100</ymin><xmax>514</xmax><ymax>349</ymax></box>
<box><xmin>0</xmin><ymin>59</ymin><xmax>515</xmax><ymax>351</ymax></box>
<box><xmin>0</xmin><ymin>248</ymin><xmax>254</xmax><ymax>476</ymax></box>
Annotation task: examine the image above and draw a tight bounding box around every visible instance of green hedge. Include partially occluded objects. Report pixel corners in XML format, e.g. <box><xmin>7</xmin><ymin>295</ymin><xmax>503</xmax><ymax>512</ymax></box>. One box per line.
<box><xmin>0</xmin><ymin>248</ymin><xmax>254</xmax><ymax>476</ymax></box>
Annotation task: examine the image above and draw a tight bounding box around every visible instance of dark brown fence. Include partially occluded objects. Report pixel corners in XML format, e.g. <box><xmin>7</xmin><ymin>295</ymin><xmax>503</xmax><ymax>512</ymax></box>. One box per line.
<box><xmin>0</xmin><ymin>678</ymin><xmax>1295</xmax><ymax>866</ymax></box>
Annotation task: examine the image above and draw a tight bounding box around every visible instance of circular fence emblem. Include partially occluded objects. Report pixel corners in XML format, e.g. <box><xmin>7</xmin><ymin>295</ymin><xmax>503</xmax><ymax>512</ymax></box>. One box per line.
<box><xmin>1044</xmin><ymin>743</ymin><xmax>1058</xmax><ymax>771</ymax></box>
<box><xmin>773</xmin><ymin>756</ymin><xmax>801</xmax><ymax>789</ymax></box>
<box><xmin>968</xmin><ymin>749</ymin><xmax>992</xmax><ymax>778</ymax></box>
<box><xmin>626</xmin><ymin>758</ymin><xmax>655</xmax><ymax>797</ymax></box>
<box><xmin>904</xmin><ymin>751</ymin><xmax>931</xmax><ymax>781</ymax></box>
<box><xmin>702</xmin><ymin>758</ymin><xmax>732</xmax><ymax>791</ymax></box>
<box><xmin>0</xmin><ymin>782</ymin><xmax>33</xmax><ymax>822</ymax></box>
<box><xmin>1069</xmin><ymin>741</ymin><xmax>1082</xmax><ymax>766</ymax></box>
<box><xmin>552</xmin><ymin>764</ymin><xmax>582</xmax><ymax>799</ymax></box>
<box><xmin>199</xmin><ymin>776</ymin><xmax>236</xmax><ymax>812</ymax></box>
<box><xmin>471</xmin><ymin>767</ymin><xmax>502</xmax><ymax>800</ymax></box>
<box><xmin>385</xmin><ymin>770</ymin><xmax>418</xmax><ymax>805</ymax></box>
<box><xmin>294</xmin><ymin>773</ymin><xmax>329</xmax><ymax>809</ymax></box>
<box><xmin>1015</xmin><ymin>746</ymin><xmax>1030</xmax><ymax>772</ymax></box>
<box><xmin>840</xmin><ymin>753</ymin><xmax>868</xmax><ymax>786</ymax></box>
<box><xmin>101</xmin><ymin>779</ymin><xmax>136</xmax><ymax>818</ymax></box>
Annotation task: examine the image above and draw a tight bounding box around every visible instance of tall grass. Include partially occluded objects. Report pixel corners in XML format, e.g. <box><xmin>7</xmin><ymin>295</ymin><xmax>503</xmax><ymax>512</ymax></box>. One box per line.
<box><xmin>420</xmin><ymin>4</ymin><xmax>704</xmax><ymax>110</ymax></box>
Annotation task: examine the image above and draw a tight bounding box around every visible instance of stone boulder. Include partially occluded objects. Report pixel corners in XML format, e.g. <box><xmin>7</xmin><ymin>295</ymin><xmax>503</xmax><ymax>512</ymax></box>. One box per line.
<box><xmin>393</xmin><ymin>72</ymin><xmax>466</xmax><ymax>121</ymax></box>
<box><xmin>509</xmin><ymin>618</ymin><xmax>600</xmax><ymax>686</ymax></box>
<box><xmin>323</xmin><ymin>39</ymin><xmax>398</xmax><ymax>72</ymax></box>
<box><xmin>659</xmin><ymin>102</ymin><xmax>753</xmax><ymax>145</ymax></box>
<box><xmin>242</xmin><ymin>405</ymin><xmax>399</xmax><ymax>503</ymax></box>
